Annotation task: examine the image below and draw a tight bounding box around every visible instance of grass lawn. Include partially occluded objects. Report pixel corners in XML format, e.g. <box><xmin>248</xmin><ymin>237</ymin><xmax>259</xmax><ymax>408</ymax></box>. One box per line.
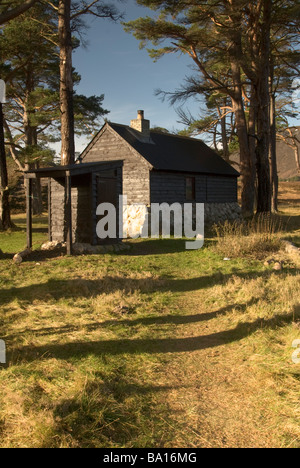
<box><xmin>0</xmin><ymin>189</ymin><xmax>300</xmax><ymax>448</ymax></box>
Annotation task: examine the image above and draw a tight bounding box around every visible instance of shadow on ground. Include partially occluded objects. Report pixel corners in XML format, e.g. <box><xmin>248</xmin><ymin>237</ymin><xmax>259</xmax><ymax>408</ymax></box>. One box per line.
<box><xmin>6</xmin><ymin>298</ymin><xmax>260</xmax><ymax>341</ymax></box>
<box><xmin>9</xmin><ymin>304</ymin><xmax>300</xmax><ymax>364</ymax></box>
<box><xmin>1</xmin><ymin>267</ymin><xmax>298</xmax><ymax>307</ymax></box>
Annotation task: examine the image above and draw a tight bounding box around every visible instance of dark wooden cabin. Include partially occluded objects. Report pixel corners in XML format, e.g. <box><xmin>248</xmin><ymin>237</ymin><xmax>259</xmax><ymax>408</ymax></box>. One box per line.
<box><xmin>81</xmin><ymin>110</ymin><xmax>240</xmax><ymax>207</ymax></box>
<box><xmin>24</xmin><ymin>110</ymin><xmax>240</xmax><ymax>255</ymax></box>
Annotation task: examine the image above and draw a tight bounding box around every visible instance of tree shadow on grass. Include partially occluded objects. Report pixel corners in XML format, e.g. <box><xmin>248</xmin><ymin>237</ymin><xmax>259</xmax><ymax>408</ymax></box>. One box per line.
<box><xmin>0</xmin><ymin>267</ymin><xmax>298</xmax><ymax>307</ymax></box>
<box><xmin>0</xmin><ymin>252</ymin><xmax>14</xmax><ymax>260</ymax></box>
<box><xmin>4</xmin><ymin>219</ymin><xmax>48</xmax><ymax>235</ymax></box>
<box><xmin>47</xmin><ymin>379</ymin><xmax>186</xmax><ymax>448</ymax></box>
<box><xmin>9</xmin><ymin>305</ymin><xmax>300</xmax><ymax>364</ymax></box>
<box><xmin>6</xmin><ymin>298</ymin><xmax>260</xmax><ymax>341</ymax></box>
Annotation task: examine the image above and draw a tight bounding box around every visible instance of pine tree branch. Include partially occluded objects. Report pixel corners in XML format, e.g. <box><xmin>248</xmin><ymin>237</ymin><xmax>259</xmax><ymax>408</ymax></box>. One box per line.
<box><xmin>71</xmin><ymin>0</ymin><xmax>99</xmax><ymax>19</ymax></box>
<box><xmin>0</xmin><ymin>0</ymin><xmax>39</xmax><ymax>25</ymax></box>
<box><xmin>70</xmin><ymin>1</ymin><xmax>123</xmax><ymax>21</ymax></box>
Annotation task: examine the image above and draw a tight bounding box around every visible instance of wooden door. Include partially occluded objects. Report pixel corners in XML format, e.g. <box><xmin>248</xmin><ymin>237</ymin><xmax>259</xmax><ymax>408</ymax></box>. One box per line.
<box><xmin>96</xmin><ymin>176</ymin><xmax>118</xmax><ymax>244</ymax></box>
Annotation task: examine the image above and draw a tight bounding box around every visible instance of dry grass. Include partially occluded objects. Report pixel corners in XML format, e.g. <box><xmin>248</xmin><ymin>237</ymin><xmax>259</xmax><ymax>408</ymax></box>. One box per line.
<box><xmin>0</xmin><ymin>184</ymin><xmax>299</xmax><ymax>448</ymax></box>
<box><xmin>213</xmin><ymin>213</ymin><xmax>284</xmax><ymax>259</ymax></box>
<box><xmin>160</xmin><ymin>272</ymin><xmax>300</xmax><ymax>448</ymax></box>
<box><xmin>279</xmin><ymin>182</ymin><xmax>300</xmax><ymax>206</ymax></box>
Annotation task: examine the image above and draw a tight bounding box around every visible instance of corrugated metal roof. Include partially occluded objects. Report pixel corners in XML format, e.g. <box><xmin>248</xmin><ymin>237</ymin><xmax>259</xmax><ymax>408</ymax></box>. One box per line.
<box><xmin>109</xmin><ymin>122</ymin><xmax>240</xmax><ymax>177</ymax></box>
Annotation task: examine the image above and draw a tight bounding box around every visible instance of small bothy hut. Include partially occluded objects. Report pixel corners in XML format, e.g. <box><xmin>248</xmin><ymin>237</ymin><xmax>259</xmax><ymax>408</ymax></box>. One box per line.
<box><xmin>24</xmin><ymin>110</ymin><xmax>240</xmax><ymax>254</ymax></box>
<box><xmin>81</xmin><ymin>111</ymin><xmax>241</xmax><ymax>224</ymax></box>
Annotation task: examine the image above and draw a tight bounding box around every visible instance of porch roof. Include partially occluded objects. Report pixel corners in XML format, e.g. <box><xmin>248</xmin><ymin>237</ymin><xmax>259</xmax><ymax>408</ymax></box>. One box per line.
<box><xmin>24</xmin><ymin>160</ymin><xmax>123</xmax><ymax>179</ymax></box>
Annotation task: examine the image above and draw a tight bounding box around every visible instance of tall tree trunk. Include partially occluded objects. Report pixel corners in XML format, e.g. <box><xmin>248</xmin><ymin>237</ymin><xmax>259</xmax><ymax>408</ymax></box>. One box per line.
<box><xmin>58</xmin><ymin>0</ymin><xmax>75</xmax><ymax>166</ymax></box>
<box><xmin>294</xmin><ymin>146</ymin><xmax>300</xmax><ymax>175</ymax></box>
<box><xmin>220</xmin><ymin>100</ymin><xmax>229</xmax><ymax>162</ymax></box>
<box><xmin>213</xmin><ymin>125</ymin><xmax>218</xmax><ymax>152</ymax></box>
<box><xmin>32</xmin><ymin>130</ymin><xmax>43</xmax><ymax>216</ymax></box>
<box><xmin>248</xmin><ymin>85</ymin><xmax>258</xmax><ymax>211</ymax></box>
<box><xmin>31</xmin><ymin>176</ymin><xmax>43</xmax><ymax>215</ymax></box>
<box><xmin>282</xmin><ymin>129</ymin><xmax>300</xmax><ymax>174</ymax></box>
<box><xmin>230</xmin><ymin>58</ymin><xmax>255</xmax><ymax>217</ymax></box>
<box><xmin>269</xmin><ymin>60</ymin><xmax>278</xmax><ymax>212</ymax></box>
<box><xmin>24</xmin><ymin>100</ymin><xmax>43</xmax><ymax>215</ymax></box>
<box><xmin>0</xmin><ymin>103</ymin><xmax>13</xmax><ymax>230</ymax></box>
<box><xmin>255</xmin><ymin>0</ymin><xmax>272</xmax><ymax>213</ymax></box>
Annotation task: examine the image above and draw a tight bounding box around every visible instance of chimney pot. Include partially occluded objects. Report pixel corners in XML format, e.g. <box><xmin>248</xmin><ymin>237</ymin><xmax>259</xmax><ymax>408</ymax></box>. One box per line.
<box><xmin>130</xmin><ymin>110</ymin><xmax>150</xmax><ymax>138</ymax></box>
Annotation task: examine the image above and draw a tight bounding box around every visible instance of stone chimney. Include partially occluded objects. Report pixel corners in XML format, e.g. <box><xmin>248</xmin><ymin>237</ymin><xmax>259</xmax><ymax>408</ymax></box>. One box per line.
<box><xmin>130</xmin><ymin>110</ymin><xmax>150</xmax><ymax>138</ymax></box>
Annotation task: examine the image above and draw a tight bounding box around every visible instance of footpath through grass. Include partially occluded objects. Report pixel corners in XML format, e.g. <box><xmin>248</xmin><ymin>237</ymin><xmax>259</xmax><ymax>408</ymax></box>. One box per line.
<box><xmin>0</xmin><ymin>206</ymin><xmax>299</xmax><ymax>448</ymax></box>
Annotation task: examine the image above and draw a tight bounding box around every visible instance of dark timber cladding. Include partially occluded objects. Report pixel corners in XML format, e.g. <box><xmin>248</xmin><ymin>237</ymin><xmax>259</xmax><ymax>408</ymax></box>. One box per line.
<box><xmin>150</xmin><ymin>172</ymin><xmax>237</xmax><ymax>204</ymax></box>
<box><xmin>80</xmin><ymin>113</ymin><xmax>240</xmax><ymax>207</ymax></box>
<box><xmin>24</xmin><ymin>160</ymin><xmax>123</xmax><ymax>254</ymax></box>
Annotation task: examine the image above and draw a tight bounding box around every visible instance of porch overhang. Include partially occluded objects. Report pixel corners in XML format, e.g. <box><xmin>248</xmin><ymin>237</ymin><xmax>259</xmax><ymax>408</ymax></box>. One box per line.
<box><xmin>24</xmin><ymin>160</ymin><xmax>124</xmax><ymax>180</ymax></box>
<box><xmin>24</xmin><ymin>161</ymin><xmax>123</xmax><ymax>256</ymax></box>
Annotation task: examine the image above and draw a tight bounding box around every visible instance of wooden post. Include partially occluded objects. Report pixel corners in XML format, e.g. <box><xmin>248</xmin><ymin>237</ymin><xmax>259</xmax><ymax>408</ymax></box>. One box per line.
<box><xmin>48</xmin><ymin>178</ymin><xmax>52</xmax><ymax>241</ymax></box>
<box><xmin>65</xmin><ymin>172</ymin><xmax>72</xmax><ymax>255</ymax></box>
<box><xmin>26</xmin><ymin>178</ymin><xmax>32</xmax><ymax>249</ymax></box>
<box><xmin>91</xmin><ymin>173</ymin><xmax>97</xmax><ymax>246</ymax></box>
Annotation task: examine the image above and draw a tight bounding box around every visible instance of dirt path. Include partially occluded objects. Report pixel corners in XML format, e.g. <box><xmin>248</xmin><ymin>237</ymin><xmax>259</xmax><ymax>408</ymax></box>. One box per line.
<box><xmin>156</xmin><ymin>289</ymin><xmax>288</xmax><ymax>448</ymax></box>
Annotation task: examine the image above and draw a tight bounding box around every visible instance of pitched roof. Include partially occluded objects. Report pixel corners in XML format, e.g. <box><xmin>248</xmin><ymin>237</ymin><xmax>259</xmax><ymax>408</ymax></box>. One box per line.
<box><xmin>109</xmin><ymin>123</ymin><xmax>239</xmax><ymax>177</ymax></box>
<box><xmin>82</xmin><ymin>122</ymin><xmax>240</xmax><ymax>177</ymax></box>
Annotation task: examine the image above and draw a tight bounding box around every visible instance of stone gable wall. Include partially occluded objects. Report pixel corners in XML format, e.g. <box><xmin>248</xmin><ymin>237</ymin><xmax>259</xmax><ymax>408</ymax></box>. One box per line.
<box><xmin>82</xmin><ymin>126</ymin><xmax>151</xmax><ymax>205</ymax></box>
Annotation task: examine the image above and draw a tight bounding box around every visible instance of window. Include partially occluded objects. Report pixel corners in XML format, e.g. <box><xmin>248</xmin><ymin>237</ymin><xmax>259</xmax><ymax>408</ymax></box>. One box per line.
<box><xmin>186</xmin><ymin>177</ymin><xmax>195</xmax><ymax>201</ymax></box>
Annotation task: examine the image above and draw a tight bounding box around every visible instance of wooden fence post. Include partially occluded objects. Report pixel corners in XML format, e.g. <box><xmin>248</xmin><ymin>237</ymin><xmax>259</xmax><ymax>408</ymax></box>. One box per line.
<box><xmin>65</xmin><ymin>172</ymin><xmax>72</xmax><ymax>255</ymax></box>
<box><xmin>26</xmin><ymin>178</ymin><xmax>32</xmax><ymax>249</ymax></box>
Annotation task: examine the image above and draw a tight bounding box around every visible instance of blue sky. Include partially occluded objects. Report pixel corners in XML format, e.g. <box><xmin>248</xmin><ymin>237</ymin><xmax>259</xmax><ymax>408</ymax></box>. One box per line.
<box><xmin>72</xmin><ymin>0</ymin><xmax>202</xmax><ymax>152</ymax></box>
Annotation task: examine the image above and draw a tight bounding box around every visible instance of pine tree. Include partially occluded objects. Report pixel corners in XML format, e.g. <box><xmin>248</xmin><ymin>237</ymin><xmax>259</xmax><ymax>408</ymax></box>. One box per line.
<box><xmin>1</xmin><ymin>2</ymin><xmax>110</xmax><ymax>214</ymax></box>
<box><xmin>124</xmin><ymin>0</ymin><xmax>300</xmax><ymax>214</ymax></box>
<box><xmin>49</xmin><ymin>0</ymin><xmax>123</xmax><ymax>165</ymax></box>
<box><xmin>0</xmin><ymin>0</ymin><xmax>40</xmax><ymax>229</ymax></box>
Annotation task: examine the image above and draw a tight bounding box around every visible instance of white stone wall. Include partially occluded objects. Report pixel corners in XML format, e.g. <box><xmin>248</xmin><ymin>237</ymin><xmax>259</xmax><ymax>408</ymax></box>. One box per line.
<box><xmin>122</xmin><ymin>204</ymin><xmax>149</xmax><ymax>238</ymax></box>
